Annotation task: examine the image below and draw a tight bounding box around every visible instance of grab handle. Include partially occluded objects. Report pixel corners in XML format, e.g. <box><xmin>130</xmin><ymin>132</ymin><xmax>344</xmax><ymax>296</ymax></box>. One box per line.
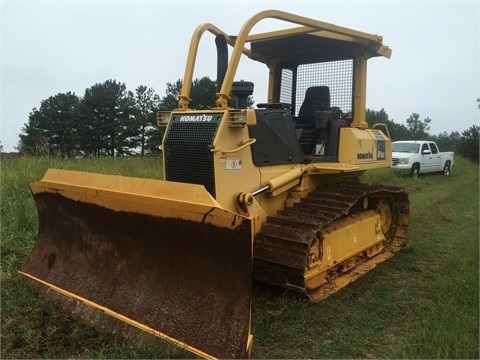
<box><xmin>211</xmin><ymin>138</ymin><xmax>256</xmax><ymax>154</ymax></box>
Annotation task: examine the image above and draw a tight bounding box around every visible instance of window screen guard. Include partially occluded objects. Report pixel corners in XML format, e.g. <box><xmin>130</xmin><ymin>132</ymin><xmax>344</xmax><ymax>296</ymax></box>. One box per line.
<box><xmin>280</xmin><ymin>59</ymin><xmax>354</xmax><ymax>116</ymax></box>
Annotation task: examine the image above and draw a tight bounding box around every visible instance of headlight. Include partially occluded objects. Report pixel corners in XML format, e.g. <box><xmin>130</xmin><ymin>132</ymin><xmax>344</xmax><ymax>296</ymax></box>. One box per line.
<box><xmin>398</xmin><ymin>158</ymin><xmax>409</xmax><ymax>165</ymax></box>
<box><xmin>228</xmin><ymin>109</ymin><xmax>256</xmax><ymax>127</ymax></box>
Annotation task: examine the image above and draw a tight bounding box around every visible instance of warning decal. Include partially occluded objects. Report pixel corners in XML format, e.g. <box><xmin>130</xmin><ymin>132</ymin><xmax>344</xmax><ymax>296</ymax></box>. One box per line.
<box><xmin>226</xmin><ymin>156</ymin><xmax>242</xmax><ymax>171</ymax></box>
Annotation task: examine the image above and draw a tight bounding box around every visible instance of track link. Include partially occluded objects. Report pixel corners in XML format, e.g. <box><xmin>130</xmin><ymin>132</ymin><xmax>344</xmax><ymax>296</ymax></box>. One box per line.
<box><xmin>253</xmin><ymin>182</ymin><xmax>410</xmax><ymax>301</ymax></box>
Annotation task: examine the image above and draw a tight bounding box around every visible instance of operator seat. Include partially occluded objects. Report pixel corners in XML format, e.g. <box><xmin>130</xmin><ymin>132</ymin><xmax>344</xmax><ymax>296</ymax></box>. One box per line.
<box><xmin>297</xmin><ymin>86</ymin><xmax>330</xmax><ymax>128</ymax></box>
<box><xmin>296</xmin><ymin>86</ymin><xmax>331</xmax><ymax>155</ymax></box>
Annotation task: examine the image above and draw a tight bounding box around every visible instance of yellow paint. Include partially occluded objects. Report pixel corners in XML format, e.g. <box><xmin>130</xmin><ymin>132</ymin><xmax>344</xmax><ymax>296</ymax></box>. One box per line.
<box><xmin>305</xmin><ymin>210</ymin><xmax>385</xmax><ymax>290</ymax></box>
<box><xmin>30</xmin><ymin>169</ymin><xmax>249</xmax><ymax>230</ymax></box>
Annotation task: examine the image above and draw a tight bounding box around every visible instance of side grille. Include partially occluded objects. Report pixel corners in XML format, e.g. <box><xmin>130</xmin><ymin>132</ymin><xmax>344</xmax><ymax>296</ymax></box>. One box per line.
<box><xmin>164</xmin><ymin>115</ymin><xmax>222</xmax><ymax>198</ymax></box>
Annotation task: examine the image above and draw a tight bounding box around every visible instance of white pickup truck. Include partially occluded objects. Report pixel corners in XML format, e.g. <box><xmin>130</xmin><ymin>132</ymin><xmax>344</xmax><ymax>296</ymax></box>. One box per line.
<box><xmin>391</xmin><ymin>140</ymin><xmax>454</xmax><ymax>179</ymax></box>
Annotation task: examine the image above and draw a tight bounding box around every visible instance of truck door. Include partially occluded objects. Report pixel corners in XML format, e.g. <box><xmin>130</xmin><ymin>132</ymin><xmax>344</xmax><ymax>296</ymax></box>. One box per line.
<box><xmin>420</xmin><ymin>143</ymin><xmax>434</xmax><ymax>172</ymax></box>
<box><xmin>428</xmin><ymin>142</ymin><xmax>442</xmax><ymax>171</ymax></box>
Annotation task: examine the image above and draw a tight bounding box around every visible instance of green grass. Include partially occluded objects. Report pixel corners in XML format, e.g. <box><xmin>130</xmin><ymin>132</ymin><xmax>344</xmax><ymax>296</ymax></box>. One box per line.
<box><xmin>0</xmin><ymin>156</ymin><xmax>167</xmax><ymax>359</ymax></box>
<box><xmin>1</xmin><ymin>155</ymin><xmax>478</xmax><ymax>358</ymax></box>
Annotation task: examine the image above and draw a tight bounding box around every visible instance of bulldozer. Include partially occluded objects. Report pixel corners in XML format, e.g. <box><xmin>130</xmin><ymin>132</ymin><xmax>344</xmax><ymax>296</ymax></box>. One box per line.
<box><xmin>20</xmin><ymin>9</ymin><xmax>410</xmax><ymax>359</ymax></box>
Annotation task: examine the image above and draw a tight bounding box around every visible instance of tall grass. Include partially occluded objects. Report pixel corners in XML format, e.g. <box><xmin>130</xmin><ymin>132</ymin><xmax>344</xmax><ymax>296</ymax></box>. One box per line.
<box><xmin>252</xmin><ymin>157</ymin><xmax>479</xmax><ymax>358</ymax></box>
<box><xmin>397</xmin><ymin>161</ymin><xmax>479</xmax><ymax>358</ymax></box>
<box><xmin>1</xmin><ymin>155</ymin><xmax>478</xmax><ymax>358</ymax></box>
<box><xmin>1</xmin><ymin>156</ymin><xmax>166</xmax><ymax>359</ymax></box>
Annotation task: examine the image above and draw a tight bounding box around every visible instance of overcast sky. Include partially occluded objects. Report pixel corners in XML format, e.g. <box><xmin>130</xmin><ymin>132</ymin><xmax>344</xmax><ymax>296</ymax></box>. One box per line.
<box><xmin>1</xmin><ymin>0</ymin><xmax>479</xmax><ymax>152</ymax></box>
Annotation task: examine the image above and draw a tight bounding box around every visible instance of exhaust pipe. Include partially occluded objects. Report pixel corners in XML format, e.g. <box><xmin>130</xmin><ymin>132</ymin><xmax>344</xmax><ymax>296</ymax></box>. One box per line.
<box><xmin>215</xmin><ymin>34</ymin><xmax>228</xmax><ymax>93</ymax></box>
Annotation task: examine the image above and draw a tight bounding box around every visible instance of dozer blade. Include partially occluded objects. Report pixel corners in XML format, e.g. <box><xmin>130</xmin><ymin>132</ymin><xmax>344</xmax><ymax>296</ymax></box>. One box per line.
<box><xmin>20</xmin><ymin>169</ymin><xmax>253</xmax><ymax>359</ymax></box>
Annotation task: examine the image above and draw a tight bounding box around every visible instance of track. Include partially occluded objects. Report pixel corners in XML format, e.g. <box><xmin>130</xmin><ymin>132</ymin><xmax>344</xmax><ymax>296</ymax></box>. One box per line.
<box><xmin>253</xmin><ymin>182</ymin><xmax>410</xmax><ymax>301</ymax></box>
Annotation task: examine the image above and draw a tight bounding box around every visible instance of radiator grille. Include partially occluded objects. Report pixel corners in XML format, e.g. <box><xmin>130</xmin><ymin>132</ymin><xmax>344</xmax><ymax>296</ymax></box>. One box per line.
<box><xmin>164</xmin><ymin>115</ymin><xmax>221</xmax><ymax>198</ymax></box>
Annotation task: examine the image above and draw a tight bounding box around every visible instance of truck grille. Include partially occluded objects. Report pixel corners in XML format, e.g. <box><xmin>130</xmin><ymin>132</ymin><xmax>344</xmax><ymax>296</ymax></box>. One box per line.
<box><xmin>392</xmin><ymin>158</ymin><xmax>398</xmax><ymax>166</ymax></box>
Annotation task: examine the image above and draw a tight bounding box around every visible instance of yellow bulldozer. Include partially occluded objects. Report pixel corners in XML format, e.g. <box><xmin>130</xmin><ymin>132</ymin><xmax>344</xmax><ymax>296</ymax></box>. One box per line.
<box><xmin>20</xmin><ymin>9</ymin><xmax>410</xmax><ymax>359</ymax></box>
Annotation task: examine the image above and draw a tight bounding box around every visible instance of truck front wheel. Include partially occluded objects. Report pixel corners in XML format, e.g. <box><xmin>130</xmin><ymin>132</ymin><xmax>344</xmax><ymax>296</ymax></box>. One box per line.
<box><xmin>410</xmin><ymin>164</ymin><xmax>420</xmax><ymax>179</ymax></box>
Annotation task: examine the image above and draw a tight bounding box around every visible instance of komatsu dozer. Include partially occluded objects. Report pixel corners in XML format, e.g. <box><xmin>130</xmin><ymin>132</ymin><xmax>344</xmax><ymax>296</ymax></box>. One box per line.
<box><xmin>20</xmin><ymin>10</ymin><xmax>410</xmax><ymax>359</ymax></box>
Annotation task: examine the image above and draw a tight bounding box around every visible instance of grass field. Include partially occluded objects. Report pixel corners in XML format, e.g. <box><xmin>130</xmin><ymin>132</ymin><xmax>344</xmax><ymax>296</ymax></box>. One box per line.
<box><xmin>1</xmin><ymin>155</ymin><xmax>478</xmax><ymax>359</ymax></box>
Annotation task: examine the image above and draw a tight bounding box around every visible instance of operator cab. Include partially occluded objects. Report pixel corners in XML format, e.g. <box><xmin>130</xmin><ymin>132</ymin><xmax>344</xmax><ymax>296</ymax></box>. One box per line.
<box><xmin>211</xmin><ymin>18</ymin><xmax>391</xmax><ymax>167</ymax></box>
<box><xmin>237</xmin><ymin>82</ymin><xmax>352</xmax><ymax>166</ymax></box>
<box><xmin>227</xmin><ymin>31</ymin><xmax>367</xmax><ymax>165</ymax></box>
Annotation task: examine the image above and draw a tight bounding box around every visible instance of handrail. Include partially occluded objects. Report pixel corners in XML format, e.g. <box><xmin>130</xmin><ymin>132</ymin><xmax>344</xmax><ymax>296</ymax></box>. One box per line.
<box><xmin>210</xmin><ymin>138</ymin><xmax>257</xmax><ymax>154</ymax></box>
<box><xmin>216</xmin><ymin>9</ymin><xmax>390</xmax><ymax>109</ymax></box>
<box><xmin>180</xmin><ymin>9</ymin><xmax>391</xmax><ymax>111</ymax></box>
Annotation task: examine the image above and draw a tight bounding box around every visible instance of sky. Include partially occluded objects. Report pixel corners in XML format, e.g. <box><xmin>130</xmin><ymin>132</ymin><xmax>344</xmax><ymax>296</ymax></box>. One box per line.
<box><xmin>1</xmin><ymin>0</ymin><xmax>479</xmax><ymax>152</ymax></box>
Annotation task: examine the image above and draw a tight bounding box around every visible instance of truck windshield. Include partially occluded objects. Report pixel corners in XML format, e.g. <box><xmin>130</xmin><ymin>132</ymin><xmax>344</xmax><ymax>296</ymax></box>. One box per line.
<box><xmin>392</xmin><ymin>143</ymin><xmax>420</xmax><ymax>153</ymax></box>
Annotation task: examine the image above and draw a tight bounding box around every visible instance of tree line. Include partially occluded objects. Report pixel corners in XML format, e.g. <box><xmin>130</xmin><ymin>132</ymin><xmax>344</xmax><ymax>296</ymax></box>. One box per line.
<box><xmin>17</xmin><ymin>77</ymin><xmax>220</xmax><ymax>157</ymax></box>
<box><xmin>366</xmin><ymin>108</ymin><xmax>479</xmax><ymax>162</ymax></box>
<box><xmin>17</xmin><ymin>78</ymin><xmax>479</xmax><ymax>162</ymax></box>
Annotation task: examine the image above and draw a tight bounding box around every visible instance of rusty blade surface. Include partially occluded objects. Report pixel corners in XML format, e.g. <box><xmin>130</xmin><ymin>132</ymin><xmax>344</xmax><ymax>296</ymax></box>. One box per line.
<box><xmin>21</xmin><ymin>174</ymin><xmax>253</xmax><ymax>359</ymax></box>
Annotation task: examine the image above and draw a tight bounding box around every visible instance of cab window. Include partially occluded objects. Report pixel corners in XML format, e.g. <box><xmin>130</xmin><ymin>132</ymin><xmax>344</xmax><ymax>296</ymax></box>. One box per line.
<box><xmin>421</xmin><ymin>143</ymin><xmax>429</xmax><ymax>154</ymax></box>
<box><xmin>429</xmin><ymin>143</ymin><xmax>439</xmax><ymax>154</ymax></box>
